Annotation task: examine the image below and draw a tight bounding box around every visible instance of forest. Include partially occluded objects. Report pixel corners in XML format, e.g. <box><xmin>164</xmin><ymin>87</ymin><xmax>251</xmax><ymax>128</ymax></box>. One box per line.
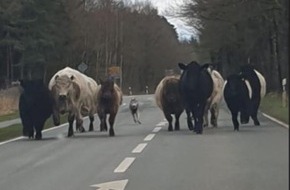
<box><xmin>0</xmin><ymin>0</ymin><xmax>288</xmax><ymax>93</ymax></box>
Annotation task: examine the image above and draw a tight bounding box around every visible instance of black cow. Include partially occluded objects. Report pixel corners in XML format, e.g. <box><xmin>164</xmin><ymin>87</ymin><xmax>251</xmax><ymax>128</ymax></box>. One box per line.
<box><xmin>178</xmin><ymin>61</ymin><xmax>213</xmax><ymax>134</ymax></box>
<box><xmin>223</xmin><ymin>74</ymin><xmax>252</xmax><ymax>131</ymax></box>
<box><xmin>19</xmin><ymin>79</ymin><xmax>53</xmax><ymax>140</ymax></box>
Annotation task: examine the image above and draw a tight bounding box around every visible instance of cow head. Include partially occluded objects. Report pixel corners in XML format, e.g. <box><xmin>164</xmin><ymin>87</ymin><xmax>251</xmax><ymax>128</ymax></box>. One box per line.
<box><xmin>178</xmin><ymin>61</ymin><xmax>201</xmax><ymax>91</ymax></box>
<box><xmin>163</xmin><ymin>78</ymin><xmax>180</xmax><ymax>103</ymax></box>
<box><xmin>20</xmin><ymin>79</ymin><xmax>44</xmax><ymax>106</ymax></box>
<box><xmin>99</xmin><ymin>78</ymin><xmax>115</xmax><ymax>100</ymax></box>
<box><xmin>52</xmin><ymin>75</ymin><xmax>79</xmax><ymax>114</ymax></box>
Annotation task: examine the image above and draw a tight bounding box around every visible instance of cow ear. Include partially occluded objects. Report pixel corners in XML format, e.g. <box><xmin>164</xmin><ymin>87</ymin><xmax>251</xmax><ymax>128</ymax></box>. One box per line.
<box><xmin>19</xmin><ymin>79</ymin><xmax>25</xmax><ymax>88</ymax></box>
<box><xmin>98</xmin><ymin>78</ymin><xmax>104</xmax><ymax>85</ymax></box>
<box><xmin>178</xmin><ymin>63</ymin><xmax>186</xmax><ymax>70</ymax></box>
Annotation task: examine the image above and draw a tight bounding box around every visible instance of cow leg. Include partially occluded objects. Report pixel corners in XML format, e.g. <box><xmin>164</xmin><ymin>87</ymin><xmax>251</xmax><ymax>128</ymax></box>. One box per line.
<box><xmin>89</xmin><ymin>115</ymin><xmax>94</xmax><ymax>131</ymax></box>
<box><xmin>52</xmin><ymin>106</ymin><xmax>60</xmax><ymax>126</ymax></box>
<box><xmin>99</xmin><ymin>113</ymin><xmax>107</xmax><ymax>131</ymax></box>
<box><xmin>194</xmin><ymin>103</ymin><xmax>206</xmax><ymax>134</ymax></box>
<box><xmin>203</xmin><ymin>104</ymin><xmax>210</xmax><ymax>127</ymax></box>
<box><xmin>186</xmin><ymin>110</ymin><xmax>194</xmax><ymax>131</ymax></box>
<box><xmin>21</xmin><ymin>117</ymin><xmax>34</xmax><ymax>139</ymax></box>
<box><xmin>174</xmin><ymin>112</ymin><xmax>182</xmax><ymax>131</ymax></box>
<box><xmin>251</xmin><ymin>100</ymin><xmax>260</xmax><ymax>126</ymax></box>
<box><xmin>164</xmin><ymin>112</ymin><xmax>173</xmax><ymax>131</ymax></box>
<box><xmin>210</xmin><ymin>103</ymin><xmax>218</xmax><ymax>127</ymax></box>
<box><xmin>34</xmin><ymin>119</ymin><xmax>45</xmax><ymax>140</ymax></box>
<box><xmin>108</xmin><ymin>113</ymin><xmax>116</xmax><ymax>136</ymax></box>
<box><xmin>67</xmin><ymin>113</ymin><xmax>75</xmax><ymax>137</ymax></box>
<box><xmin>231</xmin><ymin>111</ymin><xmax>239</xmax><ymax>131</ymax></box>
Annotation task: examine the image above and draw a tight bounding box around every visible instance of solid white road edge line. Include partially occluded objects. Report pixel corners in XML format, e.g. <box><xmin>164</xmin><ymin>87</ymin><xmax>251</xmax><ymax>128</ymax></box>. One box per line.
<box><xmin>132</xmin><ymin>143</ymin><xmax>147</xmax><ymax>153</ymax></box>
<box><xmin>0</xmin><ymin>122</ymin><xmax>68</xmax><ymax>146</ymax></box>
<box><xmin>144</xmin><ymin>134</ymin><xmax>155</xmax><ymax>141</ymax></box>
<box><xmin>114</xmin><ymin>157</ymin><xmax>136</xmax><ymax>173</ymax></box>
<box><xmin>262</xmin><ymin>113</ymin><xmax>289</xmax><ymax>128</ymax></box>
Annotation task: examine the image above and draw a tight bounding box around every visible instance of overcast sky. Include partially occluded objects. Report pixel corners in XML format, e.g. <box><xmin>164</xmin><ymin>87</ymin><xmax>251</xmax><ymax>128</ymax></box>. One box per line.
<box><xmin>136</xmin><ymin>0</ymin><xmax>195</xmax><ymax>41</ymax></box>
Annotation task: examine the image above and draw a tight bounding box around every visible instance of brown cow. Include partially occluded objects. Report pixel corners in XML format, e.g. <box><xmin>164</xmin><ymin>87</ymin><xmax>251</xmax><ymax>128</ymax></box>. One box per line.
<box><xmin>155</xmin><ymin>75</ymin><xmax>184</xmax><ymax>131</ymax></box>
<box><xmin>96</xmin><ymin>78</ymin><xmax>123</xmax><ymax>136</ymax></box>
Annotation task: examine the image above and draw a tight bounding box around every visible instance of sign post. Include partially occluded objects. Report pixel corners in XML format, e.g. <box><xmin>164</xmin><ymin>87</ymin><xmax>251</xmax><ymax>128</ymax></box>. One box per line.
<box><xmin>282</xmin><ymin>78</ymin><xmax>287</xmax><ymax>107</ymax></box>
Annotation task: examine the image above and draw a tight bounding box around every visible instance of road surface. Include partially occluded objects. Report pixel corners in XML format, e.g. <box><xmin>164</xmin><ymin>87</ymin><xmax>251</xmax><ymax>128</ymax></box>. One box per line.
<box><xmin>0</xmin><ymin>95</ymin><xmax>288</xmax><ymax>190</ymax></box>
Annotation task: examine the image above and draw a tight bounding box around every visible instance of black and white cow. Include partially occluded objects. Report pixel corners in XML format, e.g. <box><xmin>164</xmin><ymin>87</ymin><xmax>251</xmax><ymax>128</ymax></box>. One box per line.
<box><xmin>178</xmin><ymin>61</ymin><xmax>213</xmax><ymax>134</ymax></box>
<box><xmin>19</xmin><ymin>79</ymin><xmax>53</xmax><ymax>139</ymax></box>
<box><xmin>239</xmin><ymin>65</ymin><xmax>266</xmax><ymax>125</ymax></box>
<box><xmin>223</xmin><ymin>65</ymin><xmax>266</xmax><ymax>130</ymax></box>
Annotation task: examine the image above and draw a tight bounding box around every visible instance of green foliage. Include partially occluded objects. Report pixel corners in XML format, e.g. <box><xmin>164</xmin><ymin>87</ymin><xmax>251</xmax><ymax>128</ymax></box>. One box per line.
<box><xmin>260</xmin><ymin>93</ymin><xmax>289</xmax><ymax>124</ymax></box>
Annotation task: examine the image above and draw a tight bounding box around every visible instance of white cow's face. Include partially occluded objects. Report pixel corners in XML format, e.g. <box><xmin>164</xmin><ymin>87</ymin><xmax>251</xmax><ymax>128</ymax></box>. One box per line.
<box><xmin>54</xmin><ymin>75</ymin><xmax>75</xmax><ymax>114</ymax></box>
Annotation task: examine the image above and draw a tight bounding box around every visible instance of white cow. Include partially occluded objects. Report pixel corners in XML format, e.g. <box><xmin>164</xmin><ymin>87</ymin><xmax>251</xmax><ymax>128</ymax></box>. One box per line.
<box><xmin>48</xmin><ymin>67</ymin><xmax>99</xmax><ymax>137</ymax></box>
<box><xmin>204</xmin><ymin>66</ymin><xmax>225</xmax><ymax>127</ymax></box>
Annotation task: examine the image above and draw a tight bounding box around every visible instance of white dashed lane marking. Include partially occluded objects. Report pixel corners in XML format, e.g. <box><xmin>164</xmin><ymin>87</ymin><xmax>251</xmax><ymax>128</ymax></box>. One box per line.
<box><xmin>114</xmin><ymin>157</ymin><xmax>136</xmax><ymax>173</ymax></box>
<box><xmin>132</xmin><ymin>143</ymin><xmax>147</xmax><ymax>153</ymax></box>
<box><xmin>144</xmin><ymin>134</ymin><xmax>155</xmax><ymax>141</ymax></box>
<box><xmin>152</xmin><ymin>127</ymin><xmax>162</xmax><ymax>133</ymax></box>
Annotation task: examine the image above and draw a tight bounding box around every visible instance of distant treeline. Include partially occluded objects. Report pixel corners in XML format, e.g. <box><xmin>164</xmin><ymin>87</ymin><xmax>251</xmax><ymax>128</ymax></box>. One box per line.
<box><xmin>180</xmin><ymin>0</ymin><xmax>289</xmax><ymax>92</ymax></box>
<box><xmin>0</xmin><ymin>0</ymin><xmax>194</xmax><ymax>93</ymax></box>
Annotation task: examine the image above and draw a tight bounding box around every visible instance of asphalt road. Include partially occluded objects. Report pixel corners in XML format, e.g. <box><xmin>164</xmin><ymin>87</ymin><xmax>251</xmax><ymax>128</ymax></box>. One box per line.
<box><xmin>0</xmin><ymin>94</ymin><xmax>288</xmax><ymax>190</ymax></box>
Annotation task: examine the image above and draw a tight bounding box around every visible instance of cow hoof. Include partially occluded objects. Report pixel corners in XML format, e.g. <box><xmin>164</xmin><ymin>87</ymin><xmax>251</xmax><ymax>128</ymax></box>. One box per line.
<box><xmin>109</xmin><ymin>130</ymin><xmax>115</xmax><ymax>137</ymax></box>
<box><xmin>168</xmin><ymin>127</ymin><xmax>173</xmax><ymax>131</ymax></box>
<box><xmin>196</xmin><ymin>131</ymin><xmax>203</xmax><ymax>134</ymax></box>
<box><xmin>79</xmin><ymin>127</ymin><xmax>86</xmax><ymax>133</ymax></box>
<box><xmin>35</xmin><ymin>133</ymin><xmax>42</xmax><ymax>140</ymax></box>
<box><xmin>254</xmin><ymin>121</ymin><xmax>260</xmax><ymax>126</ymax></box>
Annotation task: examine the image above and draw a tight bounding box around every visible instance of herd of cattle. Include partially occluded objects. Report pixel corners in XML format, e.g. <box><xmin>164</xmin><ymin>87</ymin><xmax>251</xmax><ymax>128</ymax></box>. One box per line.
<box><xmin>18</xmin><ymin>61</ymin><xmax>266</xmax><ymax>140</ymax></box>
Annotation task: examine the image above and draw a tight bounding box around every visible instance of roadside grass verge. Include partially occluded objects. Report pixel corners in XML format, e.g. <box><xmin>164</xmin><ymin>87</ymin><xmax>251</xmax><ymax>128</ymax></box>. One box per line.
<box><xmin>0</xmin><ymin>115</ymin><xmax>68</xmax><ymax>142</ymax></box>
<box><xmin>260</xmin><ymin>92</ymin><xmax>289</xmax><ymax>124</ymax></box>
<box><xmin>0</xmin><ymin>111</ymin><xmax>19</xmax><ymax>122</ymax></box>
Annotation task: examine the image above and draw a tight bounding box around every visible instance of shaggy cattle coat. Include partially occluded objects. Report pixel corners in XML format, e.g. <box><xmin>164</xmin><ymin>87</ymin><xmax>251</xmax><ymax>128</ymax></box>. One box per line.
<box><xmin>96</xmin><ymin>78</ymin><xmax>122</xmax><ymax>136</ymax></box>
<box><xmin>19</xmin><ymin>79</ymin><xmax>53</xmax><ymax>140</ymax></box>
<box><xmin>48</xmin><ymin>67</ymin><xmax>99</xmax><ymax>137</ymax></box>
<box><xmin>155</xmin><ymin>75</ymin><xmax>184</xmax><ymax>131</ymax></box>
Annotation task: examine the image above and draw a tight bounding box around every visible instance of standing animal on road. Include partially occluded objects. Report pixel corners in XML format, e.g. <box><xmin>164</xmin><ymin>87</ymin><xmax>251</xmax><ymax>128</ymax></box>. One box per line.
<box><xmin>19</xmin><ymin>79</ymin><xmax>53</xmax><ymax>140</ymax></box>
<box><xmin>223</xmin><ymin>74</ymin><xmax>252</xmax><ymax>131</ymax></box>
<box><xmin>155</xmin><ymin>76</ymin><xmax>184</xmax><ymax>131</ymax></box>
<box><xmin>48</xmin><ymin>67</ymin><xmax>99</xmax><ymax>137</ymax></box>
<box><xmin>239</xmin><ymin>65</ymin><xmax>266</xmax><ymax>125</ymax></box>
<box><xmin>202</xmin><ymin>64</ymin><xmax>225</xmax><ymax>127</ymax></box>
<box><xmin>96</xmin><ymin>78</ymin><xmax>123</xmax><ymax>136</ymax></box>
<box><xmin>129</xmin><ymin>97</ymin><xmax>141</xmax><ymax>124</ymax></box>
<box><xmin>178</xmin><ymin>61</ymin><xmax>213</xmax><ymax>134</ymax></box>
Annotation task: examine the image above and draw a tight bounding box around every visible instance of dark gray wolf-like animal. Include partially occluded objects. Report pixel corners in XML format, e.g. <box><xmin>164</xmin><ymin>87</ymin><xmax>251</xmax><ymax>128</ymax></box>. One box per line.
<box><xmin>129</xmin><ymin>97</ymin><xmax>141</xmax><ymax>124</ymax></box>
<box><xmin>19</xmin><ymin>79</ymin><xmax>53</xmax><ymax>140</ymax></box>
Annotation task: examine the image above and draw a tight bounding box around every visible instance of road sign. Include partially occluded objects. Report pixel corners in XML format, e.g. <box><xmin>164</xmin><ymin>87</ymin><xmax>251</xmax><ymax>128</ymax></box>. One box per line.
<box><xmin>91</xmin><ymin>179</ymin><xmax>128</xmax><ymax>190</ymax></box>
<box><xmin>78</xmin><ymin>62</ymin><xmax>88</xmax><ymax>73</ymax></box>
<box><xmin>108</xmin><ymin>66</ymin><xmax>121</xmax><ymax>78</ymax></box>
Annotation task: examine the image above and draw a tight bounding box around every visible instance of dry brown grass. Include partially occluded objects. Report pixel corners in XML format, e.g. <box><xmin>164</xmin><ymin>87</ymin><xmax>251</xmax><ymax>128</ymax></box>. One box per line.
<box><xmin>0</xmin><ymin>87</ymin><xmax>21</xmax><ymax>116</ymax></box>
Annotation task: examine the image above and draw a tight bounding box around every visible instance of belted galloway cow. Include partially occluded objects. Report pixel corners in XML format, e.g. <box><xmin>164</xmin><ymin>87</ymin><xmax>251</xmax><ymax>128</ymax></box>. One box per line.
<box><xmin>48</xmin><ymin>67</ymin><xmax>99</xmax><ymax>137</ymax></box>
<box><xmin>223</xmin><ymin>65</ymin><xmax>266</xmax><ymax>130</ymax></box>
